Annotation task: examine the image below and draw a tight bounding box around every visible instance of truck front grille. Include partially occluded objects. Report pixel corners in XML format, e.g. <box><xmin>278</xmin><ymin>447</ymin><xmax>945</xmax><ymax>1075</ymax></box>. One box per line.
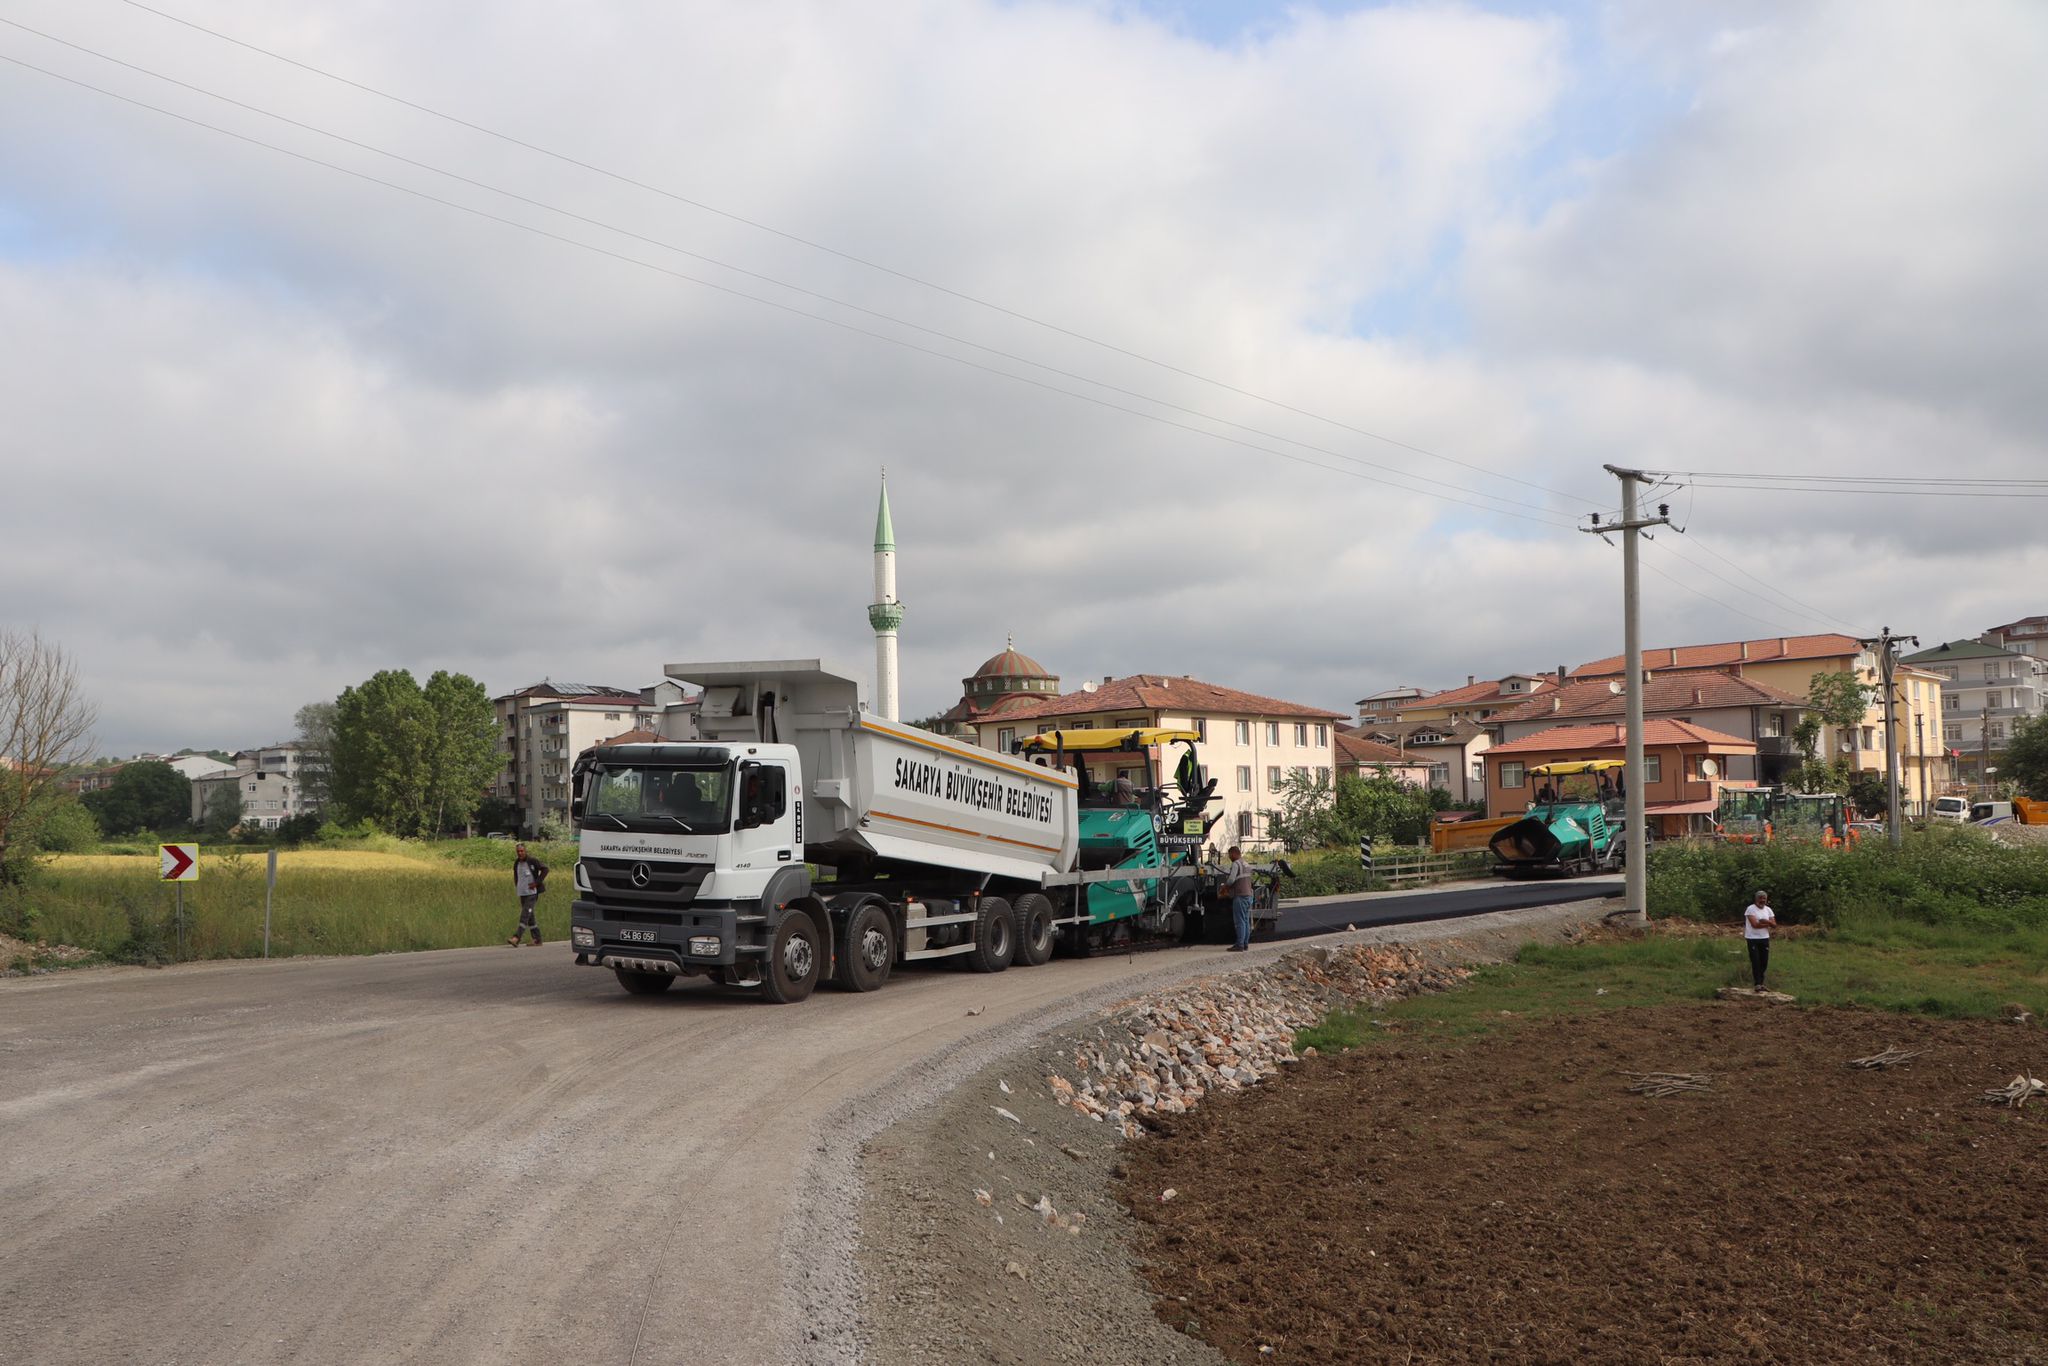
<box><xmin>583</xmin><ymin>857</ymin><xmax>712</xmax><ymax>905</ymax></box>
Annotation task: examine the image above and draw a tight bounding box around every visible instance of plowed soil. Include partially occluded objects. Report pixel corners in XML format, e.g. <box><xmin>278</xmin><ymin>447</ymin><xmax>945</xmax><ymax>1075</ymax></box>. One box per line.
<box><xmin>1123</xmin><ymin>1004</ymin><xmax>2048</xmax><ymax>1364</ymax></box>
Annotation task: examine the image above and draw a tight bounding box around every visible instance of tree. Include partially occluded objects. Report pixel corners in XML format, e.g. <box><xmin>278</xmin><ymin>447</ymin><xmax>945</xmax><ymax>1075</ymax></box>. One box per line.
<box><xmin>422</xmin><ymin>671</ymin><xmax>500</xmax><ymax>835</ymax></box>
<box><xmin>2005</xmin><ymin>714</ymin><xmax>2048</xmax><ymax>799</ymax></box>
<box><xmin>1845</xmin><ymin>770</ymin><xmax>1889</xmax><ymax>817</ymax></box>
<box><xmin>1263</xmin><ymin>770</ymin><xmax>1341</xmax><ymax>852</ymax></box>
<box><xmin>1798</xmin><ymin>671</ymin><xmax>1874</xmax><ymax>762</ymax></box>
<box><xmin>328</xmin><ymin>669</ymin><xmax>499</xmax><ymax>836</ymax></box>
<box><xmin>0</xmin><ymin>630</ymin><xmax>98</xmax><ymax>879</ymax></box>
<box><xmin>199</xmin><ymin>782</ymin><xmax>245</xmax><ymax>840</ymax></box>
<box><xmin>330</xmin><ymin>671</ymin><xmax>435</xmax><ymax>835</ymax></box>
<box><xmin>82</xmin><ymin>760</ymin><xmax>191</xmax><ymax>836</ymax></box>
<box><xmin>293</xmin><ymin>701</ymin><xmax>336</xmax><ymax>811</ymax></box>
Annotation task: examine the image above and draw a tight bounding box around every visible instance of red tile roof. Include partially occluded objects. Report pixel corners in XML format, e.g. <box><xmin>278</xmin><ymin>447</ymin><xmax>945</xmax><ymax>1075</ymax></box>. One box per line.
<box><xmin>1490</xmin><ymin>672</ymin><xmax>1808</xmax><ymax>726</ymax></box>
<box><xmin>1406</xmin><ymin>675</ymin><xmax>1555</xmax><ymax>710</ymax></box>
<box><xmin>1487</xmin><ymin>720</ymin><xmax>1757</xmax><ymax>756</ymax></box>
<box><xmin>1336</xmin><ymin>733</ymin><xmax>1414</xmax><ymax>765</ymax></box>
<box><xmin>598</xmin><ymin>728</ymin><xmax>665</xmax><ymax>746</ymax></box>
<box><xmin>991</xmin><ymin>674</ymin><xmax>1345</xmax><ymax>723</ymax></box>
<box><xmin>1573</xmin><ymin>634</ymin><xmax>1861</xmax><ymax>679</ymax></box>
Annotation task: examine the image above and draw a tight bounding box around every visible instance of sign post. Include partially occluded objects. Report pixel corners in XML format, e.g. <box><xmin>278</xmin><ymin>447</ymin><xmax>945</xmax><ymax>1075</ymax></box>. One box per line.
<box><xmin>264</xmin><ymin>847</ymin><xmax>278</xmax><ymax>959</ymax></box>
<box><xmin>159</xmin><ymin>843</ymin><xmax>199</xmax><ymax>958</ymax></box>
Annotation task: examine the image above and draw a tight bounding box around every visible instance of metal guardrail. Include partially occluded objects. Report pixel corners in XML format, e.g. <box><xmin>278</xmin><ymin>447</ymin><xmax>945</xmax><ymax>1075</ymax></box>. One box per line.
<box><xmin>1370</xmin><ymin>848</ymin><xmax>1494</xmax><ymax>885</ymax></box>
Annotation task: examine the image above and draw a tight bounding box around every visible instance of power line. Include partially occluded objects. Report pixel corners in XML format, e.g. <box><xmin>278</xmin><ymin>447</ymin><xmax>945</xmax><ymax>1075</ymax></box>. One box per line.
<box><xmin>1678</xmin><ymin>481</ymin><xmax>2048</xmax><ymax>499</ymax></box>
<box><xmin>1</xmin><ymin>18</ymin><xmax>1580</xmax><ymax>528</ymax></box>
<box><xmin>1650</xmin><ymin>538</ymin><xmax>1866</xmax><ymax>637</ymax></box>
<box><xmin>0</xmin><ymin>48</ymin><xmax>1584</xmax><ymax>530</ymax></box>
<box><xmin>1657</xmin><ymin>469</ymin><xmax>2048</xmax><ymax>487</ymax></box>
<box><xmin>105</xmin><ymin>0</ymin><xmax>1597</xmax><ymax>508</ymax></box>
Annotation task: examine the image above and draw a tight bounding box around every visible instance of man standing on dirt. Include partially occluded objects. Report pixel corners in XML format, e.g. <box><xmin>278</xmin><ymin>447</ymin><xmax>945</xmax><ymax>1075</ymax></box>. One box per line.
<box><xmin>1743</xmin><ymin>889</ymin><xmax>1776</xmax><ymax>989</ymax></box>
<box><xmin>509</xmin><ymin>844</ymin><xmax>549</xmax><ymax>946</ymax></box>
<box><xmin>1225</xmin><ymin>845</ymin><xmax>1254</xmax><ymax>953</ymax></box>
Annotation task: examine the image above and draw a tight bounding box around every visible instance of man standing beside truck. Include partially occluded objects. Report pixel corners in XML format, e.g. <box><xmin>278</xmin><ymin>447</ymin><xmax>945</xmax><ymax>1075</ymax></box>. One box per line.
<box><xmin>509</xmin><ymin>844</ymin><xmax>548</xmax><ymax>946</ymax></box>
<box><xmin>1225</xmin><ymin>845</ymin><xmax>1254</xmax><ymax>952</ymax></box>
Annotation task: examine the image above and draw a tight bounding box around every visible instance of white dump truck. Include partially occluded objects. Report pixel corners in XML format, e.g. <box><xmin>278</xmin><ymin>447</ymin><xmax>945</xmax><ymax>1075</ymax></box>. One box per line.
<box><xmin>567</xmin><ymin>659</ymin><xmax>1232</xmax><ymax>1001</ymax></box>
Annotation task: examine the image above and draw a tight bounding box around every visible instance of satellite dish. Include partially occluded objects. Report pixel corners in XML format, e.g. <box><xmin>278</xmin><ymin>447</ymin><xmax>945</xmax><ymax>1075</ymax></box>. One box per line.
<box><xmin>1700</xmin><ymin>758</ymin><xmax>1721</xmax><ymax>778</ymax></box>
<box><xmin>1608</xmin><ymin>680</ymin><xmax>1624</xmax><ymax>695</ymax></box>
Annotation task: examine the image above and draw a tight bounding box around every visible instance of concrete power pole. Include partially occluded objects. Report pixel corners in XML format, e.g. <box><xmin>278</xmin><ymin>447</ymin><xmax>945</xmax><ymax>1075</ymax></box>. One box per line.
<box><xmin>1858</xmin><ymin>628</ymin><xmax>1917</xmax><ymax>848</ymax></box>
<box><xmin>1585</xmin><ymin>467</ymin><xmax>1669</xmax><ymax>924</ymax></box>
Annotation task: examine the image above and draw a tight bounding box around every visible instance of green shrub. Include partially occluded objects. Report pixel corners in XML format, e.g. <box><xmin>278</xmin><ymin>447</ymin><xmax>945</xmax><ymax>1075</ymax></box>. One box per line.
<box><xmin>1648</xmin><ymin>825</ymin><xmax>2048</xmax><ymax>929</ymax></box>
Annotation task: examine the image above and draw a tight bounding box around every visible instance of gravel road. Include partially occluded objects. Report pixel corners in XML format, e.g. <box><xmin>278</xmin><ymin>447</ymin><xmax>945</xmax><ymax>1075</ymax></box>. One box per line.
<box><xmin>0</xmin><ymin>888</ymin><xmax>1601</xmax><ymax>1365</ymax></box>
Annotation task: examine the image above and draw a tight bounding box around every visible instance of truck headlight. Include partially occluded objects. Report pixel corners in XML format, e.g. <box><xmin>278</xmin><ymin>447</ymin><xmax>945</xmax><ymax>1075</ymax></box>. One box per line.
<box><xmin>572</xmin><ymin>926</ymin><xmax>596</xmax><ymax>948</ymax></box>
<box><xmin>688</xmin><ymin>935</ymin><xmax>720</xmax><ymax>957</ymax></box>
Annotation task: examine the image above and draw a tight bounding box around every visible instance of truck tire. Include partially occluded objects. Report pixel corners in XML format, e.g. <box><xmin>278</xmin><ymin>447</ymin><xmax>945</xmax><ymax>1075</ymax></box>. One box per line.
<box><xmin>761</xmin><ymin>913</ymin><xmax>823</xmax><ymax>1004</ymax></box>
<box><xmin>834</xmin><ymin>903</ymin><xmax>894</xmax><ymax>993</ymax></box>
<box><xmin>614</xmin><ymin>967</ymin><xmax>674</xmax><ymax>996</ymax></box>
<box><xmin>967</xmin><ymin>897</ymin><xmax>1015</xmax><ymax>973</ymax></box>
<box><xmin>1014</xmin><ymin>893</ymin><xmax>1055</xmax><ymax>966</ymax></box>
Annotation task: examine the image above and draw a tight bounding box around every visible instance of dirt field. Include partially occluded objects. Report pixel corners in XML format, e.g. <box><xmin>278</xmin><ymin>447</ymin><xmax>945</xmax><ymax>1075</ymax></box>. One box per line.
<box><xmin>1124</xmin><ymin>1003</ymin><xmax>2048</xmax><ymax>1364</ymax></box>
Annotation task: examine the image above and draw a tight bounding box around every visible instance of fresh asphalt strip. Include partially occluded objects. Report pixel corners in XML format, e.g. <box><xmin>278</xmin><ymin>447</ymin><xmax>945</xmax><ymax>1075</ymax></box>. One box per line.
<box><xmin>1270</xmin><ymin>878</ymin><xmax>1624</xmax><ymax>941</ymax></box>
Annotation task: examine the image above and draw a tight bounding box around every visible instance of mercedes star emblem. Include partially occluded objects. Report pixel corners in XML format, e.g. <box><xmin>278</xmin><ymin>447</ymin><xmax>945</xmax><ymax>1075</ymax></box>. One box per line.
<box><xmin>630</xmin><ymin>862</ymin><xmax>652</xmax><ymax>888</ymax></box>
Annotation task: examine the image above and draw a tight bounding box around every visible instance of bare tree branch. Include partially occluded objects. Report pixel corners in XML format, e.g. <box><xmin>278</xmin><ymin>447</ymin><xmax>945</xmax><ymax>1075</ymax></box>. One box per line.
<box><xmin>0</xmin><ymin>630</ymin><xmax>99</xmax><ymax>866</ymax></box>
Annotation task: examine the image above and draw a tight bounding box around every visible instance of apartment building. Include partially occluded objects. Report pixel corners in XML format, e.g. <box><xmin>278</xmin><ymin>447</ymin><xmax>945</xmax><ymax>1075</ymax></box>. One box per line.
<box><xmin>967</xmin><ymin>674</ymin><xmax>1344</xmax><ymax>851</ymax></box>
<box><xmin>492</xmin><ymin>680</ymin><xmax>701</xmax><ymax>833</ymax></box>
<box><xmin>1981</xmin><ymin>614</ymin><xmax>2048</xmax><ymax>658</ymax></box>
<box><xmin>1489</xmin><ymin>672</ymin><xmax>1809</xmax><ymax>787</ymax></box>
<box><xmin>187</xmin><ymin>743</ymin><xmax>316</xmax><ymax>829</ymax></box>
<box><xmin>1902</xmin><ymin>638</ymin><xmax>2048</xmax><ymax>784</ymax></box>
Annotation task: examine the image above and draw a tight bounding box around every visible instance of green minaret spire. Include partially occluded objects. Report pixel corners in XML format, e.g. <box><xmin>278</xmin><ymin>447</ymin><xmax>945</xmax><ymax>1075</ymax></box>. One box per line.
<box><xmin>874</xmin><ymin>468</ymin><xmax>896</xmax><ymax>551</ymax></box>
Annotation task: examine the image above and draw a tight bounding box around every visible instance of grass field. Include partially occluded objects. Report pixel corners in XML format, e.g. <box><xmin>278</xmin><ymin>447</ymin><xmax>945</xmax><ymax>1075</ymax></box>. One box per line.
<box><xmin>3</xmin><ymin>839</ymin><xmax>580</xmax><ymax>962</ymax></box>
<box><xmin>1298</xmin><ymin>914</ymin><xmax>2048</xmax><ymax>1053</ymax></box>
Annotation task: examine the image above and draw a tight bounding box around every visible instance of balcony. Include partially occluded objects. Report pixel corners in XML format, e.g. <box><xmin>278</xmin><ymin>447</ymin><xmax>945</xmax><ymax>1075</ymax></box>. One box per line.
<box><xmin>1754</xmin><ymin>736</ymin><xmax>1796</xmax><ymax>756</ymax></box>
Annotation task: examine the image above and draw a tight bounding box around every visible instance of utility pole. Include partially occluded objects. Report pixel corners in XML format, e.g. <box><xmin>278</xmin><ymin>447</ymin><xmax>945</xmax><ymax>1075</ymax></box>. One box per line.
<box><xmin>1858</xmin><ymin>628</ymin><xmax>1917</xmax><ymax>848</ymax></box>
<box><xmin>1914</xmin><ymin>713</ymin><xmax>1926</xmax><ymax>817</ymax></box>
<box><xmin>1585</xmin><ymin>467</ymin><xmax>1670</xmax><ymax>924</ymax></box>
<box><xmin>1981</xmin><ymin>705</ymin><xmax>1992</xmax><ymax>795</ymax></box>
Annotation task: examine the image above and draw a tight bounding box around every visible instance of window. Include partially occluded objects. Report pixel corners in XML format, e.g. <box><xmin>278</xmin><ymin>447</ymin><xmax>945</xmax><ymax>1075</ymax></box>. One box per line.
<box><xmin>1315</xmin><ymin>724</ymin><xmax>1328</xmax><ymax>746</ymax></box>
<box><xmin>1266</xmin><ymin>766</ymin><xmax>1281</xmax><ymax>787</ymax></box>
<box><xmin>1236</xmin><ymin>766</ymin><xmax>1252</xmax><ymax>792</ymax></box>
<box><xmin>1037</xmin><ymin>723</ymin><xmax>1055</xmax><ymax>734</ymax></box>
<box><xmin>1317</xmin><ymin>766</ymin><xmax>1331</xmax><ymax>785</ymax></box>
<box><xmin>1471</xmin><ymin>761</ymin><xmax>1484</xmax><ymax>784</ymax></box>
<box><xmin>1430</xmin><ymin>763</ymin><xmax>1450</xmax><ymax>787</ymax></box>
<box><xmin>1294</xmin><ymin>723</ymin><xmax>1308</xmax><ymax>745</ymax></box>
<box><xmin>1986</xmin><ymin>691</ymin><xmax>2002</xmax><ymax>710</ymax></box>
<box><xmin>1985</xmin><ymin>663</ymin><xmax>2001</xmax><ymax>680</ymax></box>
<box><xmin>1500</xmin><ymin>762</ymin><xmax>1525</xmax><ymax>789</ymax></box>
<box><xmin>1989</xmin><ymin>722</ymin><xmax>2007</xmax><ymax>741</ymax></box>
<box><xmin>1236</xmin><ymin>810</ymin><xmax>1254</xmax><ymax>838</ymax></box>
<box><xmin>1193</xmin><ymin>718</ymin><xmax>1208</xmax><ymax>742</ymax></box>
<box><xmin>1266</xmin><ymin>722</ymin><xmax>1280</xmax><ymax>745</ymax></box>
<box><xmin>1116</xmin><ymin>717</ymin><xmax>1145</xmax><ymax>730</ymax></box>
<box><xmin>1643</xmin><ymin>755</ymin><xmax>1663</xmax><ymax>783</ymax></box>
<box><xmin>1235</xmin><ymin>720</ymin><xmax>1250</xmax><ymax>745</ymax></box>
<box><xmin>1944</xmin><ymin>694</ymin><xmax>1960</xmax><ymax>710</ymax></box>
<box><xmin>1291</xmin><ymin>765</ymin><xmax>1308</xmax><ymax>781</ymax></box>
<box><xmin>606</xmin><ymin>712</ymin><xmax>621</xmax><ymax>720</ymax></box>
<box><xmin>997</xmin><ymin>727</ymin><xmax>1016</xmax><ymax>752</ymax></box>
<box><xmin>1862</xmin><ymin>726</ymin><xmax>1876</xmax><ymax>749</ymax></box>
<box><xmin>1943</xmin><ymin>724</ymin><xmax>1961</xmax><ymax>743</ymax></box>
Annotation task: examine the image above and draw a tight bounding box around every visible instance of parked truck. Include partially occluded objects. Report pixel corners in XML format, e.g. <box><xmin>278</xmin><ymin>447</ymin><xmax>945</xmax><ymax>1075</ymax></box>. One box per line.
<box><xmin>566</xmin><ymin>660</ymin><xmax>1241</xmax><ymax>1002</ymax></box>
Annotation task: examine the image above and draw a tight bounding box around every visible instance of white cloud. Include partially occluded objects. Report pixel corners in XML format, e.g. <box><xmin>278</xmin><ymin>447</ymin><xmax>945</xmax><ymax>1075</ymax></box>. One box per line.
<box><xmin>0</xmin><ymin>0</ymin><xmax>2041</xmax><ymax>755</ymax></box>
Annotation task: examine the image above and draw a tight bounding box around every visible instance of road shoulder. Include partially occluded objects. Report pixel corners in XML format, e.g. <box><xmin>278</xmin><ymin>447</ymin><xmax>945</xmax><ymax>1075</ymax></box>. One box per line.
<box><xmin>793</xmin><ymin>899</ymin><xmax>1615</xmax><ymax>1365</ymax></box>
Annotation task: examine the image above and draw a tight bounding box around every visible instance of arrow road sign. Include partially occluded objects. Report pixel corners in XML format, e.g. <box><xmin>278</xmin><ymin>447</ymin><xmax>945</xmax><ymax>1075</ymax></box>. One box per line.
<box><xmin>159</xmin><ymin>843</ymin><xmax>200</xmax><ymax>882</ymax></box>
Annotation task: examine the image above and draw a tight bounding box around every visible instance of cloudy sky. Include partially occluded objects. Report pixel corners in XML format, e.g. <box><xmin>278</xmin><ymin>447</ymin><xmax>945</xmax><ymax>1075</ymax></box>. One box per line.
<box><xmin>3</xmin><ymin>0</ymin><xmax>2044</xmax><ymax>756</ymax></box>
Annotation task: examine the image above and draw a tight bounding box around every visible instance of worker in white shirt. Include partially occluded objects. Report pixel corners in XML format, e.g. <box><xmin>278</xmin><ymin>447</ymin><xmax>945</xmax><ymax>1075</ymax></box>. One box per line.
<box><xmin>1225</xmin><ymin>845</ymin><xmax>1254</xmax><ymax>952</ymax></box>
<box><xmin>1743</xmin><ymin>889</ymin><xmax>1777</xmax><ymax>989</ymax></box>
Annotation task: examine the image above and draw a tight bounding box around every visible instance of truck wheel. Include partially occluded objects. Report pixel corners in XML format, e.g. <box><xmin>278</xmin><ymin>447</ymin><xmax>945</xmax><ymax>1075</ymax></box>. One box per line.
<box><xmin>967</xmin><ymin>897</ymin><xmax>1015</xmax><ymax>973</ymax></box>
<box><xmin>614</xmin><ymin>967</ymin><xmax>674</xmax><ymax>996</ymax></box>
<box><xmin>762</xmin><ymin>913</ymin><xmax>822</xmax><ymax>1004</ymax></box>
<box><xmin>1014</xmin><ymin>893</ymin><xmax>1055</xmax><ymax>966</ymax></box>
<box><xmin>834</xmin><ymin>903</ymin><xmax>894</xmax><ymax>993</ymax></box>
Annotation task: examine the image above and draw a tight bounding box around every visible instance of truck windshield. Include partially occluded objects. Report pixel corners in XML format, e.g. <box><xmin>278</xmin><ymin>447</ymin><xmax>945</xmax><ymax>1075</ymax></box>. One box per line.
<box><xmin>585</xmin><ymin>765</ymin><xmax>733</xmax><ymax>833</ymax></box>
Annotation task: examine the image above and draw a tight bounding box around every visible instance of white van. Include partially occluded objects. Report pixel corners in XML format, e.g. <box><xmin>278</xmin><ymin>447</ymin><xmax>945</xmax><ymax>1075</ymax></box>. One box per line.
<box><xmin>1931</xmin><ymin>796</ymin><xmax>1971</xmax><ymax>823</ymax></box>
<box><xmin>1971</xmin><ymin>801</ymin><xmax>2015</xmax><ymax>824</ymax></box>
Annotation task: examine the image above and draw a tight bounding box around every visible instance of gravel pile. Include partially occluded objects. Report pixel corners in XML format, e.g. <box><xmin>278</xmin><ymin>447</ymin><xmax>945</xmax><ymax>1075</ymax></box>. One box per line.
<box><xmin>1048</xmin><ymin>943</ymin><xmax>1469</xmax><ymax>1138</ymax></box>
<box><xmin>1988</xmin><ymin>821</ymin><xmax>2048</xmax><ymax>847</ymax></box>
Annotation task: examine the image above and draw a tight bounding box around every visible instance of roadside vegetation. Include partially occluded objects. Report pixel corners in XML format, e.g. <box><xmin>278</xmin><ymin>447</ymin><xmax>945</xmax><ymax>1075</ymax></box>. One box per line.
<box><xmin>0</xmin><ymin>836</ymin><xmax>578</xmax><ymax>966</ymax></box>
<box><xmin>1300</xmin><ymin>826</ymin><xmax>2048</xmax><ymax>1052</ymax></box>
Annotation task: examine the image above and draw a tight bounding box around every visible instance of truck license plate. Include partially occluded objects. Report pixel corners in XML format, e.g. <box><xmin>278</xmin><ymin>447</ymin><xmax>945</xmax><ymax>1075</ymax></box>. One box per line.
<box><xmin>618</xmin><ymin>928</ymin><xmax>658</xmax><ymax>943</ymax></box>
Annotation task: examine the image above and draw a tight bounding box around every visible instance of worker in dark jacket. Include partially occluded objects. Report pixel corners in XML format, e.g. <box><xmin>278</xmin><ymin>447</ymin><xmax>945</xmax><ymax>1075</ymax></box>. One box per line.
<box><xmin>508</xmin><ymin>844</ymin><xmax>549</xmax><ymax>946</ymax></box>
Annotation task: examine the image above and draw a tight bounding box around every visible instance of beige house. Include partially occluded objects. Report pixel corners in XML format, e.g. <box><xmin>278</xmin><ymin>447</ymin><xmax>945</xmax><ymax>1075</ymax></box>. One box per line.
<box><xmin>1348</xmin><ymin>718</ymin><xmax>1491</xmax><ymax>805</ymax></box>
<box><xmin>1388</xmin><ymin>673</ymin><xmax>1562</xmax><ymax>726</ymax></box>
<box><xmin>966</xmin><ymin>674</ymin><xmax>1344</xmax><ymax>850</ymax></box>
